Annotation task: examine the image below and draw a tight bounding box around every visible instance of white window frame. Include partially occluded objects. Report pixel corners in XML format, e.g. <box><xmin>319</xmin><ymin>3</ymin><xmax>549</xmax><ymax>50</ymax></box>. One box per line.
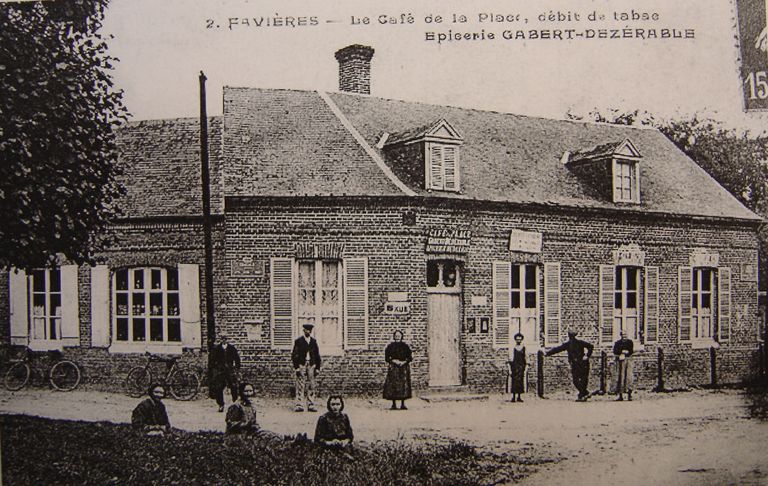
<box><xmin>28</xmin><ymin>268</ymin><xmax>63</xmax><ymax>345</ymax></box>
<box><xmin>612</xmin><ymin>158</ymin><xmax>640</xmax><ymax>203</ymax></box>
<box><xmin>613</xmin><ymin>266</ymin><xmax>642</xmax><ymax>343</ymax></box>
<box><xmin>297</xmin><ymin>260</ymin><xmax>343</xmax><ymax>355</ymax></box>
<box><xmin>691</xmin><ymin>267</ymin><xmax>716</xmax><ymax>343</ymax></box>
<box><xmin>493</xmin><ymin>263</ymin><xmax>541</xmax><ymax>351</ymax></box>
<box><xmin>112</xmin><ymin>267</ymin><xmax>182</xmax><ymax>349</ymax></box>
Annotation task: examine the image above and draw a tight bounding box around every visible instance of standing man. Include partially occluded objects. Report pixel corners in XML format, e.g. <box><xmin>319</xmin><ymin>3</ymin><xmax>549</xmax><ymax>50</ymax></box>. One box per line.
<box><xmin>613</xmin><ymin>331</ymin><xmax>634</xmax><ymax>401</ymax></box>
<box><xmin>546</xmin><ymin>329</ymin><xmax>594</xmax><ymax>401</ymax></box>
<box><xmin>210</xmin><ymin>334</ymin><xmax>241</xmax><ymax>412</ymax></box>
<box><xmin>292</xmin><ymin>323</ymin><xmax>321</xmax><ymax>412</ymax></box>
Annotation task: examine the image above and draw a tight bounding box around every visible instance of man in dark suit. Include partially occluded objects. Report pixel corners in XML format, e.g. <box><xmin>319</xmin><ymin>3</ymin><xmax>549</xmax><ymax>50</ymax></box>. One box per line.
<box><xmin>291</xmin><ymin>323</ymin><xmax>321</xmax><ymax>412</ymax></box>
<box><xmin>210</xmin><ymin>334</ymin><xmax>241</xmax><ymax>412</ymax></box>
<box><xmin>546</xmin><ymin>329</ymin><xmax>594</xmax><ymax>401</ymax></box>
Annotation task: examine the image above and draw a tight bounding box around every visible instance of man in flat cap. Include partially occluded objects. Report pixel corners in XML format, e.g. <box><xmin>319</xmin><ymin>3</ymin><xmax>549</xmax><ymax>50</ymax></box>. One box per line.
<box><xmin>291</xmin><ymin>323</ymin><xmax>322</xmax><ymax>412</ymax></box>
<box><xmin>546</xmin><ymin>329</ymin><xmax>594</xmax><ymax>401</ymax></box>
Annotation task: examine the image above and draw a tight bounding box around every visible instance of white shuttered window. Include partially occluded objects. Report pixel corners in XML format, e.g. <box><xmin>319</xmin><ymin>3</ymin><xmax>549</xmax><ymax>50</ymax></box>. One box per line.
<box><xmin>270</xmin><ymin>257</ymin><xmax>369</xmax><ymax>352</ymax></box>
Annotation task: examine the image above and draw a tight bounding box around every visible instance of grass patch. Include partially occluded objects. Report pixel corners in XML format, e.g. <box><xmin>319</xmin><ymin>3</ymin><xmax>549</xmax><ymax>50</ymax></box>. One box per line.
<box><xmin>1</xmin><ymin>415</ymin><xmax>554</xmax><ymax>485</ymax></box>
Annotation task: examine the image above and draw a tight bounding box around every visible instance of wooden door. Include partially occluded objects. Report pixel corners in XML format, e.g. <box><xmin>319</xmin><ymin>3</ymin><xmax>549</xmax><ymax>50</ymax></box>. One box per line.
<box><xmin>427</xmin><ymin>260</ymin><xmax>462</xmax><ymax>386</ymax></box>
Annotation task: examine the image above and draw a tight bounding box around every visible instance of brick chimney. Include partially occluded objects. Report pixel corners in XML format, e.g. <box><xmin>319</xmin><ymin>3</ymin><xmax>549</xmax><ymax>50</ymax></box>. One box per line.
<box><xmin>334</xmin><ymin>44</ymin><xmax>374</xmax><ymax>95</ymax></box>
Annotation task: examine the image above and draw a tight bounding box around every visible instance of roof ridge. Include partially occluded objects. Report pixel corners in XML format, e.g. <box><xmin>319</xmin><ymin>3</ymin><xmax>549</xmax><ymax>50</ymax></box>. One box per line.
<box><xmin>317</xmin><ymin>91</ymin><xmax>416</xmax><ymax>197</ymax></box>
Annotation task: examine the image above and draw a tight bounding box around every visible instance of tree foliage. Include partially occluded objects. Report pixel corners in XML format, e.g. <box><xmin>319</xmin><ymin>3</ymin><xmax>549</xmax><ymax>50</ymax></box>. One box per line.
<box><xmin>569</xmin><ymin>108</ymin><xmax>768</xmax><ymax>286</ymax></box>
<box><xmin>0</xmin><ymin>0</ymin><xmax>128</xmax><ymax>270</ymax></box>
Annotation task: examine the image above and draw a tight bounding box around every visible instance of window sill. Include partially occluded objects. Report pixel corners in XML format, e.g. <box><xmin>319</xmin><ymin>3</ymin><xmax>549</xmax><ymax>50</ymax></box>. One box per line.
<box><xmin>109</xmin><ymin>343</ymin><xmax>186</xmax><ymax>355</ymax></box>
<box><xmin>322</xmin><ymin>346</ymin><xmax>345</xmax><ymax>357</ymax></box>
<box><xmin>28</xmin><ymin>340</ymin><xmax>64</xmax><ymax>352</ymax></box>
<box><xmin>690</xmin><ymin>340</ymin><xmax>719</xmax><ymax>349</ymax></box>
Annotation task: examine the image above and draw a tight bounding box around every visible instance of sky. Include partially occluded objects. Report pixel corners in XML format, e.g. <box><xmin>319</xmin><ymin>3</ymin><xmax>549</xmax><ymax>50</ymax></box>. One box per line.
<box><xmin>101</xmin><ymin>0</ymin><xmax>768</xmax><ymax>132</ymax></box>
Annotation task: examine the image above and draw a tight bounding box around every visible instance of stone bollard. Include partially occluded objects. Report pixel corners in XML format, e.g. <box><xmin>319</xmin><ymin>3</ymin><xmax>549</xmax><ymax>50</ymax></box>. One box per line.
<box><xmin>537</xmin><ymin>350</ymin><xmax>545</xmax><ymax>398</ymax></box>
<box><xmin>655</xmin><ymin>347</ymin><xmax>665</xmax><ymax>392</ymax></box>
<box><xmin>600</xmin><ymin>350</ymin><xmax>607</xmax><ymax>395</ymax></box>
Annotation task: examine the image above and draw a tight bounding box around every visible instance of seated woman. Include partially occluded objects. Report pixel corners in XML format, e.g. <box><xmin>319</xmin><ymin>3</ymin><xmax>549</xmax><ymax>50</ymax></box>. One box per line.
<box><xmin>131</xmin><ymin>384</ymin><xmax>170</xmax><ymax>435</ymax></box>
<box><xmin>226</xmin><ymin>383</ymin><xmax>259</xmax><ymax>434</ymax></box>
<box><xmin>314</xmin><ymin>395</ymin><xmax>353</xmax><ymax>449</ymax></box>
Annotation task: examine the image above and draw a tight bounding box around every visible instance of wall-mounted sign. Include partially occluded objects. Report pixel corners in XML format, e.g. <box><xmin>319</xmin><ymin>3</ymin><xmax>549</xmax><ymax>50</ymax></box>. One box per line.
<box><xmin>231</xmin><ymin>255</ymin><xmax>262</xmax><ymax>277</ymax></box>
<box><xmin>245</xmin><ymin>320</ymin><xmax>263</xmax><ymax>341</ymax></box>
<box><xmin>613</xmin><ymin>244</ymin><xmax>645</xmax><ymax>267</ymax></box>
<box><xmin>689</xmin><ymin>248</ymin><xmax>719</xmax><ymax>268</ymax></box>
<box><xmin>742</xmin><ymin>263</ymin><xmax>758</xmax><ymax>283</ymax></box>
<box><xmin>384</xmin><ymin>301</ymin><xmax>411</xmax><ymax>315</ymax></box>
<box><xmin>480</xmin><ymin>317</ymin><xmax>490</xmax><ymax>334</ymax></box>
<box><xmin>509</xmin><ymin>230</ymin><xmax>542</xmax><ymax>254</ymax></box>
<box><xmin>466</xmin><ymin>317</ymin><xmax>476</xmax><ymax>333</ymax></box>
<box><xmin>470</xmin><ymin>296</ymin><xmax>488</xmax><ymax>306</ymax></box>
<box><xmin>426</xmin><ymin>228</ymin><xmax>471</xmax><ymax>254</ymax></box>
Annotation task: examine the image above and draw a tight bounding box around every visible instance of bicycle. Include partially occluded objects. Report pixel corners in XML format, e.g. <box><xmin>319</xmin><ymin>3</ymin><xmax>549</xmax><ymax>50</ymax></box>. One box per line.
<box><xmin>124</xmin><ymin>352</ymin><xmax>200</xmax><ymax>401</ymax></box>
<box><xmin>3</xmin><ymin>347</ymin><xmax>81</xmax><ymax>392</ymax></box>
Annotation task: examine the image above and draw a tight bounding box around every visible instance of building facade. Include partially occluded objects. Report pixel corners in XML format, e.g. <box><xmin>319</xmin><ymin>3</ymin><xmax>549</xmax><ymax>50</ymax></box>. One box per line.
<box><xmin>1</xmin><ymin>45</ymin><xmax>762</xmax><ymax>394</ymax></box>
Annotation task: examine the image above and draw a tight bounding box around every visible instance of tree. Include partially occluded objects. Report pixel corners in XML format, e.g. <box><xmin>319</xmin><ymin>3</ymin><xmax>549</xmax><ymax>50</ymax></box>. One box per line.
<box><xmin>0</xmin><ymin>0</ymin><xmax>128</xmax><ymax>270</ymax></box>
<box><xmin>569</xmin><ymin>109</ymin><xmax>768</xmax><ymax>287</ymax></box>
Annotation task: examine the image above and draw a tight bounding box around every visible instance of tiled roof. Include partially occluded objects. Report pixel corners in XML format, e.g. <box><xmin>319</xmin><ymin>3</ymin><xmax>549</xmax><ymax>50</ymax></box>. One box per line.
<box><xmin>117</xmin><ymin>89</ymin><xmax>760</xmax><ymax>222</ymax></box>
<box><xmin>222</xmin><ymin>88</ymin><xmax>405</xmax><ymax>197</ymax></box>
<box><xmin>327</xmin><ymin>92</ymin><xmax>759</xmax><ymax>221</ymax></box>
<box><xmin>116</xmin><ymin>117</ymin><xmax>223</xmax><ymax>217</ymax></box>
<box><xmin>569</xmin><ymin>141</ymin><xmax>627</xmax><ymax>164</ymax></box>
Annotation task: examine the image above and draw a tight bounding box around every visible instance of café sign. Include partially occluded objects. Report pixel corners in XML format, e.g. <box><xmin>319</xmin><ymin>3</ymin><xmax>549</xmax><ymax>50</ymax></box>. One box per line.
<box><xmin>426</xmin><ymin>228</ymin><xmax>471</xmax><ymax>254</ymax></box>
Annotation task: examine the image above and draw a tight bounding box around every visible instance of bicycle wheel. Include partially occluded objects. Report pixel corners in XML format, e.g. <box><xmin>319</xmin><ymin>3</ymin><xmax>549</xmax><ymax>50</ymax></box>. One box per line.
<box><xmin>4</xmin><ymin>362</ymin><xmax>31</xmax><ymax>391</ymax></box>
<box><xmin>168</xmin><ymin>369</ymin><xmax>200</xmax><ymax>401</ymax></box>
<box><xmin>125</xmin><ymin>367</ymin><xmax>152</xmax><ymax>398</ymax></box>
<box><xmin>49</xmin><ymin>360</ymin><xmax>81</xmax><ymax>391</ymax></box>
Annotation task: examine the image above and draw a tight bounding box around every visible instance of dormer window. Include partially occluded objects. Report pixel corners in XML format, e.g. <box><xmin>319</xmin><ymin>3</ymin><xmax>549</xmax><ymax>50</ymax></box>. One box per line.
<box><xmin>382</xmin><ymin>118</ymin><xmax>463</xmax><ymax>193</ymax></box>
<box><xmin>566</xmin><ymin>139</ymin><xmax>642</xmax><ymax>205</ymax></box>
<box><xmin>613</xmin><ymin>159</ymin><xmax>639</xmax><ymax>203</ymax></box>
<box><xmin>427</xmin><ymin>143</ymin><xmax>459</xmax><ymax>191</ymax></box>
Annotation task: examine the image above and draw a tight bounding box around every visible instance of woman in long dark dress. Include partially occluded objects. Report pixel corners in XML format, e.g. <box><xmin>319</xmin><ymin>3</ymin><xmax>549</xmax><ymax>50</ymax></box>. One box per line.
<box><xmin>508</xmin><ymin>333</ymin><xmax>526</xmax><ymax>402</ymax></box>
<box><xmin>383</xmin><ymin>330</ymin><xmax>413</xmax><ymax>410</ymax></box>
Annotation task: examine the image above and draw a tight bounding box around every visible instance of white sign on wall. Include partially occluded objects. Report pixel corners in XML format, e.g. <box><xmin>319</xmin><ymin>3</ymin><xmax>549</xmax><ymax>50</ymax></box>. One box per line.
<box><xmin>509</xmin><ymin>230</ymin><xmax>542</xmax><ymax>253</ymax></box>
<box><xmin>613</xmin><ymin>244</ymin><xmax>645</xmax><ymax>267</ymax></box>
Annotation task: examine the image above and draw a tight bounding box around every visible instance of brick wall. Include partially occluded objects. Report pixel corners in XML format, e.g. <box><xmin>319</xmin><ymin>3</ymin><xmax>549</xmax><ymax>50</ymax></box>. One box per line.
<box><xmin>0</xmin><ymin>199</ymin><xmax>760</xmax><ymax>396</ymax></box>
<box><xmin>222</xmin><ymin>199</ymin><xmax>761</xmax><ymax>396</ymax></box>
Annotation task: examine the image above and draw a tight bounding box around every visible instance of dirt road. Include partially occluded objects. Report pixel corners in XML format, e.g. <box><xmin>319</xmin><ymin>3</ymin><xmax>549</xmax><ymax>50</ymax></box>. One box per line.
<box><xmin>1</xmin><ymin>387</ymin><xmax>766</xmax><ymax>485</ymax></box>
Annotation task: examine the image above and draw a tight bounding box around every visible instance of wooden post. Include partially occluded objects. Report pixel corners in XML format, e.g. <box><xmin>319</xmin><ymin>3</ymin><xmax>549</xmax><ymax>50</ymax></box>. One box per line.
<box><xmin>199</xmin><ymin>72</ymin><xmax>217</xmax><ymax>375</ymax></box>
<box><xmin>599</xmin><ymin>350</ymin><xmax>607</xmax><ymax>395</ymax></box>
<box><xmin>537</xmin><ymin>350</ymin><xmax>545</xmax><ymax>398</ymax></box>
<box><xmin>709</xmin><ymin>346</ymin><xmax>717</xmax><ymax>388</ymax></box>
<box><xmin>655</xmin><ymin>347</ymin><xmax>665</xmax><ymax>392</ymax></box>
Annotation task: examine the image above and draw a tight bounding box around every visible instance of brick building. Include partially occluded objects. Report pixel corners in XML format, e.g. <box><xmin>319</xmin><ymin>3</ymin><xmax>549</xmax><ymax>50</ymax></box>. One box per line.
<box><xmin>1</xmin><ymin>45</ymin><xmax>763</xmax><ymax>394</ymax></box>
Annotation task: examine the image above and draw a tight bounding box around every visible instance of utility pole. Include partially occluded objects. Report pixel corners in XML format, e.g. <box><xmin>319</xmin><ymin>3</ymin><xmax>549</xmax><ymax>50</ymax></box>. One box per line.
<box><xmin>199</xmin><ymin>71</ymin><xmax>216</xmax><ymax>368</ymax></box>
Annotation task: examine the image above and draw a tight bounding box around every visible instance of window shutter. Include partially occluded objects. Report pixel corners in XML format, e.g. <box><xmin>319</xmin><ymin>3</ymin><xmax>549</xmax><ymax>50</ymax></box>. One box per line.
<box><xmin>60</xmin><ymin>265</ymin><xmax>80</xmax><ymax>346</ymax></box>
<box><xmin>543</xmin><ymin>262</ymin><xmax>561</xmax><ymax>346</ymax></box>
<box><xmin>493</xmin><ymin>261</ymin><xmax>511</xmax><ymax>349</ymax></box>
<box><xmin>443</xmin><ymin>146</ymin><xmax>458</xmax><ymax>191</ymax></box>
<box><xmin>599</xmin><ymin>265</ymin><xmax>615</xmax><ymax>345</ymax></box>
<box><xmin>678</xmin><ymin>266</ymin><xmax>692</xmax><ymax>342</ymax></box>
<box><xmin>178</xmin><ymin>264</ymin><xmax>202</xmax><ymax>349</ymax></box>
<box><xmin>429</xmin><ymin>144</ymin><xmax>444</xmax><ymax>189</ymax></box>
<box><xmin>9</xmin><ymin>268</ymin><xmax>29</xmax><ymax>345</ymax></box>
<box><xmin>90</xmin><ymin>265</ymin><xmax>110</xmax><ymax>348</ymax></box>
<box><xmin>718</xmin><ymin>267</ymin><xmax>731</xmax><ymax>342</ymax></box>
<box><xmin>270</xmin><ymin>258</ymin><xmax>295</xmax><ymax>349</ymax></box>
<box><xmin>644</xmin><ymin>266</ymin><xmax>659</xmax><ymax>343</ymax></box>
<box><xmin>344</xmin><ymin>257</ymin><xmax>369</xmax><ymax>349</ymax></box>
